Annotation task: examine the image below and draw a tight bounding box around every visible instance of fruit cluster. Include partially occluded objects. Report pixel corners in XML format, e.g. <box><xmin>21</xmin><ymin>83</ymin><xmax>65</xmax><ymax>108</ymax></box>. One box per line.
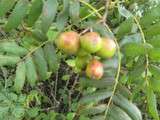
<box><xmin>55</xmin><ymin>31</ymin><xmax>116</xmax><ymax>80</ymax></box>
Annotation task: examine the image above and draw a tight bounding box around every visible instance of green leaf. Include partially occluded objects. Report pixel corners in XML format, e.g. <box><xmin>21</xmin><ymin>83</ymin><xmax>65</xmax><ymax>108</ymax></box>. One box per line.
<box><xmin>66</xmin><ymin>59</ymin><xmax>76</xmax><ymax>67</ymax></box>
<box><xmin>123</xmin><ymin>43</ymin><xmax>150</xmax><ymax>57</ymax></box>
<box><xmin>116</xmin><ymin>18</ymin><xmax>134</xmax><ymax>39</ymax></box>
<box><xmin>118</xmin><ymin>5</ymin><xmax>132</xmax><ymax>18</ymax></box>
<box><xmin>79</xmin><ymin>90</ymin><xmax>112</xmax><ymax>104</ymax></box>
<box><xmin>26</xmin><ymin>0</ymin><xmax>43</xmax><ymax>27</ymax></box>
<box><xmin>69</xmin><ymin>0</ymin><xmax>80</xmax><ymax>24</ymax></box>
<box><xmin>5</xmin><ymin>0</ymin><xmax>29</xmax><ymax>31</ymax></box>
<box><xmin>79</xmin><ymin>116</ymin><xmax>90</xmax><ymax>120</ymax></box>
<box><xmin>113</xmin><ymin>94</ymin><xmax>142</xmax><ymax>120</ymax></box>
<box><xmin>14</xmin><ymin>62</ymin><xmax>26</xmax><ymax>92</ymax></box>
<box><xmin>80</xmin><ymin>77</ymin><xmax>114</xmax><ymax>88</ymax></box>
<box><xmin>120</xmin><ymin>33</ymin><xmax>141</xmax><ymax>46</ymax></box>
<box><xmin>0</xmin><ymin>55</ymin><xmax>20</xmax><ymax>66</ymax></box>
<box><xmin>140</xmin><ymin>5</ymin><xmax>160</xmax><ymax>28</ymax></box>
<box><xmin>128</xmin><ymin>63</ymin><xmax>145</xmax><ymax>83</ymax></box>
<box><xmin>56</xmin><ymin>0</ymin><xmax>69</xmax><ymax>31</ymax></box>
<box><xmin>41</xmin><ymin>0</ymin><xmax>58</xmax><ymax>33</ymax></box>
<box><xmin>149</xmin><ymin>65</ymin><xmax>160</xmax><ymax>92</ymax></box>
<box><xmin>35</xmin><ymin>113</ymin><xmax>47</xmax><ymax>120</ymax></box>
<box><xmin>33</xmin><ymin>48</ymin><xmax>48</xmax><ymax>81</ymax></box>
<box><xmin>47</xmin><ymin>111</ymin><xmax>57</xmax><ymax>120</ymax></box>
<box><xmin>43</xmin><ymin>43</ymin><xmax>59</xmax><ymax>72</ymax></box>
<box><xmin>92</xmin><ymin>23</ymin><xmax>114</xmax><ymax>38</ymax></box>
<box><xmin>27</xmin><ymin>107</ymin><xmax>39</xmax><ymax>118</ymax></box>
<box><xmin>0</xmin><ymin>106</ymin><xmax>9</xmax><ymax>118</ymax></box>
<box><xmin>91</xmin><ymin>115</ymin><xmax>105</xmax><ymax>120</ymax></box>
<box><xmin>150</xmin><ymin>65</ymin><xmax>160</xmax><ymax>79</ymax></box>
<box><xmin>31</xmin><ymin>29</ymin><xmax>48</xmax><ymax>42</ymax></box>
<box><xmin>0</xmin><ymin>41</ymin><xmax>28</xmax><ymax>56</ymax></box>
<box><xmin>150</xmin><ymin>78</ymin><xmax>160</xmax><ymax>92</ymax></box>
<box><xmin>147</xmin><ymin>35</ymin><xmax>160</xmax><ymax>48</ymax></box>
<box><xmin>25</xmin><ymin>56</ymin><xmax>38</xmax><ymax>87</ymax></box>
<box><xmin>67</xmin><ymin>112</ymin><xmax>75</xmax><ymax>120</ymax></box>
<box><xmin>80</xmin><ymin>104</ymin><xmax>106</xmax><ymax>115</ymax></box>
<box><xmin>109</xmin><ymin>105</ymin><xmax>132</xmax><ymax>120</ymax></box>
<box><xmin>0</xmin><ymin>0</ymin><xmax>16</xmax><ymax>17</ymax></box>
<box><xmin>148</xmin><ymin>48</ymin><xmax>160</xmax><ymax>61</ymax></box>
<box><xmin>144</xmin><ymin>22</ymin><xmax>160</xmax><ymax>38</ymax></box>
<box><xmin>147</xmin><ymin>87</ymin><xmax>159</xmax><ymax>120</ymax></box>
<box><xmin>21</xmin><ymin>35</ymin><xmax>40</xmax><ymax>49</ymax></box>
<box><xmin>12</xmin><ymin>106</ymin><xmax>25</xmax><ymax>118</ymax></box>
<box><xmin>47</xmin><ymin>29</ymin><xmax>59</xmax><ymax>41</ymax></box>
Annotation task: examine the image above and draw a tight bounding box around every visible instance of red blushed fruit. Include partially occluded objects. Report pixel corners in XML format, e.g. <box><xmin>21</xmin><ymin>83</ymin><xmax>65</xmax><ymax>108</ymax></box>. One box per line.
<box><xmin>80</xmin><ymin>32</ymin><xmax>102</xmax><ymax>53</ymax></box>
<box><xmin>96</xmin><ymin>38</ymin><xmax>116</xmax><ymax>58</ymax></box>
<box><xmin>55</xmin><ymin>31</ymin><xmax>80</xmax><ymax>54</ymax></box>
<box><xmin>86</xmin><ymin>59</ymin><xmax>104</xmax><ymax>80</ymax></box>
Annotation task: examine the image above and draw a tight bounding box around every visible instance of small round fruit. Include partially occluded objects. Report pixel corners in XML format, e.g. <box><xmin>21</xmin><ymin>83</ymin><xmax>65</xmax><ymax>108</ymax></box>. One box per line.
<box><xmin>96</xmin><ymin>38</ymin><xmax>116</xmax><ymax>58</ymax></box>
<box><xmin>86</xmin><ymin>59</ymin><xmax>104</xmax><ymax>80</ymax></box>
<box><xmin>55</xmin><ymin>31</ymin><xmax>79</xmax><ymax>54</ymax></box>
<box><xmin>75</xmin><ymin>56</ymin><xmax>89</xmax><ymax>69</ymax></box>
<box><xmin>77</xmin><ymin>48</ymin><xmax>90</xmax><ymax>57</ymax></box>
<box><xmin>80</xmin><ymin>32</ymin><xmax>102</xmax><ymax>53</ymax></box>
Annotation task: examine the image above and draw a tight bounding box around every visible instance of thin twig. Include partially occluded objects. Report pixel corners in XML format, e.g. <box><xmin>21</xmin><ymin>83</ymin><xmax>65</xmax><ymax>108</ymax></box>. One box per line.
<box><xmin>102</xmin><ymin>0</ymin><xmax>111</xmax><ymax>23</ymax></box>
<box><xmin>104</xmin><ymin>24</ymin><xmax>121</xmax><ymax>118</ymax></box>
<box><xmin>79</xmin><ymin>0</ymin><xmax>103</xmax><ymax>19</ymax></box>
<box><xmin>54</xmin><ymin>71</ymin><xmax>59</xmax><ymax>105</ymax></box>
<box><xmin>133</xmin><ymin>16</ymin><xmax>150</xmax><ymax>86</ymax></box>
<box><xmin>82</xmin><ymin>6</ymin><xmax>105</xmax><ymax>21</ymax></box>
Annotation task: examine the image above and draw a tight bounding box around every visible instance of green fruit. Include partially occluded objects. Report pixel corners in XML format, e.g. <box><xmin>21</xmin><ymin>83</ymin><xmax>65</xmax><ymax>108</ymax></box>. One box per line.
<box><xmin>75</xmin><ymin>56</ymin><xmax>90</xmax><ymax>69</ymax></box>
<box><xmin>55</xmin><ymin>31</ymin><xmax>80</xmax><ymax>54</ymax></box>
<box><xmin>77</xmin><ymin>48</ymin><xmax>90</xmax><ymax>57</ymax></box>
<box><xmin>80</xmin><ymin>32</ymin><xmax>102</xmax><ymax>53</ymax></box>
<box><xmin>96</xmin><ymin>38</ymin><xmax>116</xmax><ymax>58</ymax></box>
<box><xmin>86</xmin><ymin>59</ymin><xmax>104</xmax><ymax>80</ymax></box>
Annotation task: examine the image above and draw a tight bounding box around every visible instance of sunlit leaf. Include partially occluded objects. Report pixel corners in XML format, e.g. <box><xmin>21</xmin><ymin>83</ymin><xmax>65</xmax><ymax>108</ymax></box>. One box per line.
<box><xmin>14</xmin><ymin>62</ymin><xmax>26</xmax><ymax>92</ymax></box>
<box><xmin>147</xmin><ymin>87</ymin><xmax>159</xmax><ymax>120</ymax></box>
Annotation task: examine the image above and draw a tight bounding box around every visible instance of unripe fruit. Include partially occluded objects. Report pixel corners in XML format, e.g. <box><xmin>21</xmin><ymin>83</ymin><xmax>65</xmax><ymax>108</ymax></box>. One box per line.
<box><xmin>80</xmin><ymin>32</ymin><xmax>102</xmax><ymax>53</ymax></box>
<box><xmin>77</xmin><ymin>48</ymin><xmax>90</xmax><ymax>57</ymax></box>
<box><xmin>86</xmin><ymin>59</ymin><xmax>104</xmax><ymax>80</ymax></box>
<box><xmin>55</xmin><ymin>31</ymin><xmax>79</xmax><ymax>54</ymax></box>
<box><xmin>75</xmin><ymin>56</ymin><xmax>89</xmax><ymax>69</ymax></box>
<box><xmin>96</xmin><ymin>38</ymin><xmax>116</xmax><ymax>58</ymax></box>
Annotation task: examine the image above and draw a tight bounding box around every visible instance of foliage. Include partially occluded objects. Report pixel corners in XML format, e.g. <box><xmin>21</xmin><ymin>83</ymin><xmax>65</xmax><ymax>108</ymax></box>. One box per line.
<box><xmin>0</xmin><ymin>0</ymin><xmax>160</xmax><ymax>120</ymax></box>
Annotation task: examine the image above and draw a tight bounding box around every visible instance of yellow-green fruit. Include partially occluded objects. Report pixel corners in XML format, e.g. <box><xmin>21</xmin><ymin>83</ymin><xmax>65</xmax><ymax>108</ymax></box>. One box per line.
<box><xmin>75</xmin><ymin>56</ymin><xmax>89</xmax><ymax>69</ymax></box>
<box><xmin>86</xmin><ymin>59</ymin><xmax>104</xmax><ymax>80</ymax></box>
<box><xmin>77</xmin><ymin>48</ymin><xmax>90</xmax><ymax>57</ymax></box>
<box><xmin>96</xmin><ymin>38</ymin><xmax>116</xmax><ymax>58</ymax></box>
<box><xmin>55</xmin><ymin>31</ymin><xmax>80</xmax><ymax>54</ymax></box>
<box><xmin>80</xmin><ymin>32</ymin><xmax>102</xmax><ymax>53</ymax></box>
